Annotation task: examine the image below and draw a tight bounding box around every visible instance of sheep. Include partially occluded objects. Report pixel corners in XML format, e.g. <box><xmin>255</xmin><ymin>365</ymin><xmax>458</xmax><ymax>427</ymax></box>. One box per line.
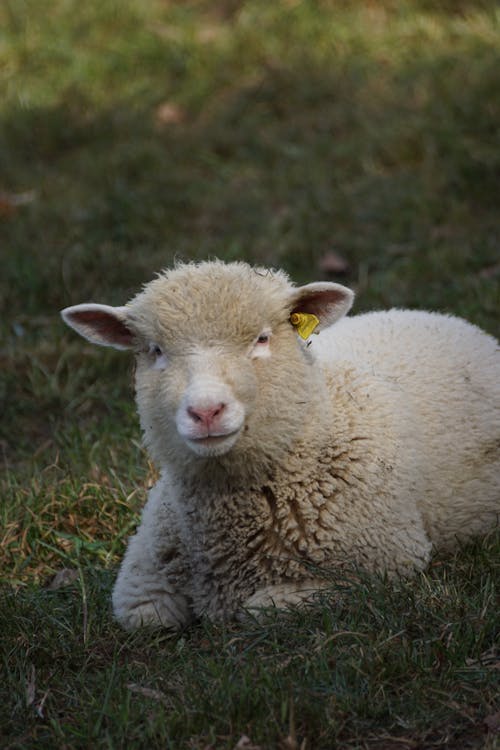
<box><xmin>61</xmin><ymin>260</ymin><xmax>500</xmax><ymax>630</ymax></box>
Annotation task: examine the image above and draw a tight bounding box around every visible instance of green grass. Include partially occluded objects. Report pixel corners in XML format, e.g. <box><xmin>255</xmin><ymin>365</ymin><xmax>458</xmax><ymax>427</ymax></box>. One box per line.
<box><xmin>1</xmin><ymin>0</ymin><xmax>499</xmax><ymax>747</ymax></box>
<box><xmin>1</xmin><ymin>550</ymin><xmax>499</xmax><ymax>749</ymax></box>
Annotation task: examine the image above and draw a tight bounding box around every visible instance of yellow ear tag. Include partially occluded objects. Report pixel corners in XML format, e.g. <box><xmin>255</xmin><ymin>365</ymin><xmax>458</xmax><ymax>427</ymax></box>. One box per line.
<box><xmin>290</xmin><ymin>312</ymin><xmax>320</xmax><ymax>339</ymax></box>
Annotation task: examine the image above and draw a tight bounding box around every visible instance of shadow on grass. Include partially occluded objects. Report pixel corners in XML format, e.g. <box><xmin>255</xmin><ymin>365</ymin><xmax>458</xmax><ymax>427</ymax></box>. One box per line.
<box><xmin>1</xmin><ymin>31</ymin><xmax>500</xmax><ymax>320</ymax></box>
<box><xmin>1</xmin><ymin>533</ymin><xmax>498</xmax><ymax>748</ymax></box>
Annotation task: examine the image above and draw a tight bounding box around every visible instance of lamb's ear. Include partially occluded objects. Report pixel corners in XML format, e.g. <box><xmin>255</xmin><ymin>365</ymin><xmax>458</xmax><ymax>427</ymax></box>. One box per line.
<box><xmin>289</xmin><ymin>282</ymin><xmax>354</xmax><ymax>331</ymax></box>
<box><xmin>61</xmin><ymin>304</ymin><xmax>134</xmax><ymax>350</ymax></box>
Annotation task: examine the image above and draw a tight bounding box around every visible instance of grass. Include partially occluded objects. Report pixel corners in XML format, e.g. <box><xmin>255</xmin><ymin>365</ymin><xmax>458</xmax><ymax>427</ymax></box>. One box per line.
<box><xmin>1</xmin><ymin>551</ymin><xmax>499</xmax><ymax>748</ymax></box>
<box><xmin>1</xmin><ymin>0</ymin><xmax>499</xmax><ymax>747</ymax></box>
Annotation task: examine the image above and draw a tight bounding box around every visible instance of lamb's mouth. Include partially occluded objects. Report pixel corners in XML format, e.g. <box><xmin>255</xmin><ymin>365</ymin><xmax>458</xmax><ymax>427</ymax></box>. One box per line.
<box><xmin>190</xmin><ymin>431</ymin><xmax>238</xmax><ymax>445</ymax></box>
<box><xmin>185</xmin><ymin>428</ymin><xmax>242</xmax><ymax>455</ymax></box>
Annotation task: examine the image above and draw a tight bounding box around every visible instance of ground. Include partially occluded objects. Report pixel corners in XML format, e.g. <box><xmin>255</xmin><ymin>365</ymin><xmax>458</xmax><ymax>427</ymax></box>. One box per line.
<box><xmin>0</xmin><ymin>1</ymin><xmax>499</xmax><ymax>747</ymax></box>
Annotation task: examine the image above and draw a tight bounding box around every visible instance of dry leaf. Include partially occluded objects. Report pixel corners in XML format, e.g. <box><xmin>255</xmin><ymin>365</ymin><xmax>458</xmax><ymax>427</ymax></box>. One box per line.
<box><xmin>127</xmin><ymin>683</ymin><xmax>169</xmax><ymax>705</ymax></box>
<box><xmin>279</xmin><ymin>734</ymin><xmax>308</xmax><ymax>750</ymax></box>
<box><xmin>233</xmin><ymin>736</ymin><xmax>262</xmax><ymax>750</ymax></box>
<box><xmin>155</xmin><ymin>102</ymin><xmax>185</xmax><ymax>127</ymax></box>
<box><xmin>197</xmin><ymin>25</ymin><xmax>224</xmax><ymax>43</ymax></box>
<box><xmin>479</xmin><ymin>263</ymin><xmax>500</xmax><ymax>279</ymax></box>
<box><xmin>318</xmin><ymin>250</ymin><xmax>350</xmax><ymax>275</ymax></box>
<box><xmin>280</xmin><ymin>736</ymin><xmax>299</xmax><ymax>750</ymax></box>
<box><xmin>45</xmin><ymin>568</ymin><xmax>79</xmax><ymax>590</ymax></box>
<box><xmin>0</xmin><ymin>190</ymin><xmax>36</xmax><ymax>217</ymax></box>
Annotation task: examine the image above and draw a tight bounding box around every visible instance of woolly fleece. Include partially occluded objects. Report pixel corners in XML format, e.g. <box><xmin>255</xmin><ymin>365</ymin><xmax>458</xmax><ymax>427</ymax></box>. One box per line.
<box><xmin>61</xmin><ymin>261</ymin><xmax>500</xmax><ymax>630</ymax></box>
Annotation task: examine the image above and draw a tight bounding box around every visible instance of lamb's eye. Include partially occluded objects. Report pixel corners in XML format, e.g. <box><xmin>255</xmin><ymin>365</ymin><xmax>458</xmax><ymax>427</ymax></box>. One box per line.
<box><xmin>251</xmin><ymin>330</ymin><xmax>272</xmax><ymax>359</ymax></box>
<box><xmin>148</xmin><ymin>343</ymin><xmax>163</xmax><ymax>357</ymax></box>
<box><xmin>147</xmin><ymin>343</ymin><xmax>168</xmax><ymax>370</ymax></box>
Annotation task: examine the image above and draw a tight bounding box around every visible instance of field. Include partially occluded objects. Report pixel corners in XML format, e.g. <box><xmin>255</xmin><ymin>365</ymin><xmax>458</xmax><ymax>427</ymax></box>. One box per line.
<box><xmin>1</xmin><ymin>1</ymin><xmax>499</xmax><ymax>747</ymax></box>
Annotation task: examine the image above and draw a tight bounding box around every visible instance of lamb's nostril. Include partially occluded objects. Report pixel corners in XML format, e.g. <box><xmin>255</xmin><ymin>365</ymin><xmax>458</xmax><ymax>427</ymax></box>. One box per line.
<box><xmin>212</xmin><ymin>403</ymin><xmax>225</xmax><ymax>418</ymax></box>
<box><xmin>187</xmin><ymin>403</ymin><xmax>226</xmax><ymax>427</ymax></box>
<box><xmin>187</xmin><ymin>406</ymin><xmax>202</xmax><ymax>423</ymax></box>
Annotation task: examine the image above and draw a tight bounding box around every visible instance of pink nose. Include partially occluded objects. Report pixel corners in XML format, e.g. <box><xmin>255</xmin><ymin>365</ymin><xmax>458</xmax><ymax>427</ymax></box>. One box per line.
<box><xmin>187</xmin><ymin>403</ymin><xmax>226</xmax><ymax>430</ymax></box>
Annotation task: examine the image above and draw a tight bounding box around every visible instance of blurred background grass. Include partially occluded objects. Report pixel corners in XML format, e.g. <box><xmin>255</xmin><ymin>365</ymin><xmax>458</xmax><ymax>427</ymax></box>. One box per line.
<box><xmin>1</xmin><ymin>0</ymin><xmax>499</xmax><ymax>575</ymax></box>
<box><xmin>1</xmin><ymin>3</ymin><xmax>499</xmax><ymax>747</ymax></box>
<box><xmin>2</xmin><ymin>0</ymin><xmax>500</xmax><ymax>569</ymax></box>
<box><xmin>2</xmin><ymin>0</ymin><xmax>500</xmax><ymax>318</ymax></box>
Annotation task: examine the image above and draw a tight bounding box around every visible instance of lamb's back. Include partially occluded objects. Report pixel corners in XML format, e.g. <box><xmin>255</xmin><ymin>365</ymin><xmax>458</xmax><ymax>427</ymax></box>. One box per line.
<box><xmin>309</xmin><ymin>309</ymin><xmax>500</xmax><ymax>547</ymax></box>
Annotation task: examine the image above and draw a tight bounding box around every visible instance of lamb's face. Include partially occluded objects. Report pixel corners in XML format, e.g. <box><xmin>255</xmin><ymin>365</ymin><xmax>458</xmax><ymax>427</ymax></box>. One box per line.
<box><xmin>130</xmin><ymin>266</ymin><xmax>308</xmax><ymax>464</ymax></box>
<box><xmin>147</xmin><ymin>337</ymin><xmax>276</xmax><ymax>456</ymax></box>
<box><xmin>134</xmin><ymin>321</ymin><xmax>289</xmax><ymax>461</ymax></box>
<box><xmin>61</xmin><ymin>260</ymin><xmax>354</xmax><ymax>470</ymax></box>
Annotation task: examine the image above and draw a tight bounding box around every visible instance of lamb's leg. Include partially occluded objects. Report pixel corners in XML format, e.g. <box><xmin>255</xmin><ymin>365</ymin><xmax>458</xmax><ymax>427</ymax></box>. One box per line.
<box><xmin>112</xmin><ymin>481</ymin><xmax>192</xmax><ymax>631</ymax></box>
<box><xmin>241</xmin><ymin>579</ymin><xmax>329</xmax><ymax>618</ymax></box>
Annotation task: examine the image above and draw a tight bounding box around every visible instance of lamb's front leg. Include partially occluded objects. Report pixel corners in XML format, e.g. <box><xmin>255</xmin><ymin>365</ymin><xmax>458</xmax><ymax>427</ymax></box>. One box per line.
<box><xmin>112</xmin><ymin>479</ymin><xmax>192</xmax><ymax>631</ymax></box>
<box><xmin>241</xmin><ymin>579</ymin><xmax>329</xmax><ymax>618</ymax></box>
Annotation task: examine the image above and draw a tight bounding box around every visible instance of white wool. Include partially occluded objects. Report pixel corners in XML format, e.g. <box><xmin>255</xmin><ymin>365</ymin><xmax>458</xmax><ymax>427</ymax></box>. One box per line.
<box><xmin>61</xmin><ymin>261</ymin><xmax>500</xmax><ymax>630</ymax></box>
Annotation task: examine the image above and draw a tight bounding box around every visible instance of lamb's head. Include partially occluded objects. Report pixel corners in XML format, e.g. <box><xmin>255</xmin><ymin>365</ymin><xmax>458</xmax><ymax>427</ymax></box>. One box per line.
<box><xmin>62</xmin><ymin>261</ymin><xmax>353</xmax><ymax>474</ymax></box>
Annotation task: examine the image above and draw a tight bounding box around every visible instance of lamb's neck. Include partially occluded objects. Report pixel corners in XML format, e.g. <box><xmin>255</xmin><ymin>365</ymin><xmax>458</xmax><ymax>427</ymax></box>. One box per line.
<box><xmin>169</xmin><ymin>390</ymin><xmax>334</xmax><ymax>496</ymax></box>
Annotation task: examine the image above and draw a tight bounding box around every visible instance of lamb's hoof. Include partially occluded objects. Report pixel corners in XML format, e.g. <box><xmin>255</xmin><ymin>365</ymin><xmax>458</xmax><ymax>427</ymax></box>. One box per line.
<box><xmin>113</xmin><ymin>599</ymin><xmax>190</xmax><ymax>631</ymax></box>
<box><xmin>240</xmin><ymin>581</ymin><xmax>327</xmax><ymax>621</ymax></box>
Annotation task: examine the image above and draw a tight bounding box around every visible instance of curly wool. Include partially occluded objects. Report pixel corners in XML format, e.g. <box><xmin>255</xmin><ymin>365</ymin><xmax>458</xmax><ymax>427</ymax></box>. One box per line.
<box><xmin>61</xmin><ymin>261</ymin><xmax>500</xmax><ymax>630</ymax></box>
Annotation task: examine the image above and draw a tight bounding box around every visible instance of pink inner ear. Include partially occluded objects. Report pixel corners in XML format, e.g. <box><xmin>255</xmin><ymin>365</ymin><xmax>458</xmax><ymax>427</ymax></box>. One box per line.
<box><xmin>291</xmin><ymin>288</ymin><xmax>345</xmax><ymax>317</ymax></box>
<box><xmin>69</xmin><ymin>309</ymin><xmax>133</xmax><ymax>348</ymax></box>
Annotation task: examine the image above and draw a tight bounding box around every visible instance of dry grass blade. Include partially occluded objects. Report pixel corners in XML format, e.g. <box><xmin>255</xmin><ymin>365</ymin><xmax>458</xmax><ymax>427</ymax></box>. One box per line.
<box><xmin>233</xmin><ymin>736</ymin><xmax>263</xmax><ymax>750</ymax></box>
<box><xmin>127</xmin><ymin>683</ymin><xmax>169</xmax><ymax>706</ymax></box>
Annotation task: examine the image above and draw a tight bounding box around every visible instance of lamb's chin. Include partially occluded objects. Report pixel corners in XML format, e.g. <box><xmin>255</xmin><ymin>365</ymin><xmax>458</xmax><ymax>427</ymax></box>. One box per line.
<box><xmin>184</xmin><ymin>430</ymin><xmax>242</xmax><ymax>457</ymax></box>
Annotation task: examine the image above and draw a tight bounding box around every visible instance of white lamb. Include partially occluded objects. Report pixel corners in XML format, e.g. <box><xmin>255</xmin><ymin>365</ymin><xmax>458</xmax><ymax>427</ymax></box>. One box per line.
<box><xmin>61</xmin><ymin>260</ymin><xmax>500</xmax><ymax>630</ymax></box>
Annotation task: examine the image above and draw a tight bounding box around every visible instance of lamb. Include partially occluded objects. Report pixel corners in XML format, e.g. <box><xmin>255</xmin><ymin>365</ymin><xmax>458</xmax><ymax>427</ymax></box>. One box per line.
<box><xmin>61</xmin><ymin>260</ymin><xmax>500</xmax><ymax>630</ymax></box>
